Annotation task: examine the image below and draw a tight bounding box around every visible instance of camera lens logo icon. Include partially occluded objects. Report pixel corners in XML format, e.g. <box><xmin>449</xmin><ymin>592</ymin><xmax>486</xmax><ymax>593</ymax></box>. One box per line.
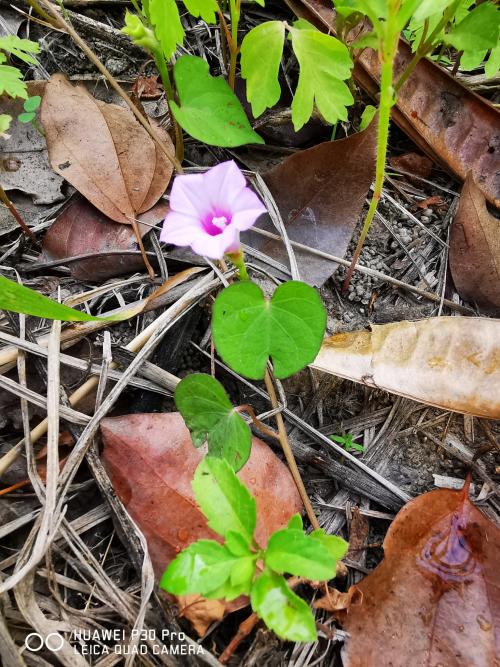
<box><xmin>25</xmin><ymin>632</ymin><xmax>64</xmax><ymax>652</ymax></box>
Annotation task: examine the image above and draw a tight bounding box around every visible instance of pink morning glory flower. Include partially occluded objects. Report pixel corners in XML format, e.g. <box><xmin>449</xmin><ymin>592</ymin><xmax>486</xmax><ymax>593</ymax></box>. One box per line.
<box><xmin>160</xmin><ymin>161</ymin><xmax>267</xmax><ymax>259</ymax></box>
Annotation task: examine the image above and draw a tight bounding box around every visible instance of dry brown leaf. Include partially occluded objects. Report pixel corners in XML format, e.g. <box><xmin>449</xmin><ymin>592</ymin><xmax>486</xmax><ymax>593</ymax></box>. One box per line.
<box><xmin>341</xmin><ymin>481</ymin><xmax>500</xmax><ymax>667</ymax></box>
<box><xmin>41</xmin><ymin>196</ymin><xmax>168</xmax><ymax>280</ymax></box>
<box><xmin>176</xmin><ymin>595</ymin><xmax>225</xmax><ymax>636</ymax></box>
<box><xmin>247</xmin><ymin>119</ymin><xmax>377</xmax><ymax>286</ymax></box>
<box><xmin>100</xmin><ymin>412</ymin><xmax>302</xmax><ymax>577</ymax></box>
<box><xmin>285</xmin><ymin>0</ymin><xmax>500</xmax><ymax>207</ymax></box>
<box><xmin>449</xmin><ymin>174</ymin><xmax>500</xmax><ymax>314</ymax></box>
<box><xmin>390</xmin><ymin>152</ymin><xmax>433</xmax><ymax>180</ymax></box>
<box><xmin>311</xmin><ymin>317</ymin><xmax>500</xmax><ymax>418</ymax></box>
<box><xmin>313</xmin><ymin>586</ymin><xmax>362</xmax><ymax>613</ymax></box>
<box><xmin>40</xmin><ymin>74</ymin><xmax>174</xmax><ymax>224</ymax></box>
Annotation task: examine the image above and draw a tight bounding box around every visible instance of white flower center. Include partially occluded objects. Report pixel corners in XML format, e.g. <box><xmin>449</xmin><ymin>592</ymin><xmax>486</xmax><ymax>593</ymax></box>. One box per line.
<box><xmin>211</xmin><ymin>215</ymin><xmax>228</xmax><ymax>230</ymax></box>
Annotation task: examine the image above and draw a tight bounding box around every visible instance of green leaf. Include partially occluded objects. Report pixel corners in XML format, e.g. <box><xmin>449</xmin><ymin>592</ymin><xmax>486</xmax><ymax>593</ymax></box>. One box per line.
<box><xmin>212</xmin><ymin>281</ymin><xmax>327</xmax><ymax>380</ymax></box>
<box><xmin>412</xmin><ymin>0</ymin><xmax>455</xmax><ymax>22</ymax></box>
<box><xmin>0</xmin><ymin>114</ymin><xmax>11</xmax><ymax>136</ymax></box>
<box><xmin>241</xmin><ymin>21</ymin><xmax>285</xmax><ymax>118</ymax></box>
<box><xmin>18</xmin><ymin>112</ymin><xmax>35</xmax><ymax>124</ymax></box>
<box><xmin>182</xmin><ymin>0</ymin><xmax>219</xmax><ymax>23</ymax></box>
<box><xmin>289</xmin><ymin>24</ymin><xmax>353</xmax><ymax>130</ymax></box>
<box><xmin>0</xmin><ymin>35</ymin><xmax>40</xmax><ymax>64</ymax></box>
<box><xmin>230</xmin><ymin>556</ymin><xmax>256</xmax><ymax>593</ymax></box>
<box><xmin>174</xmin><ymin>373</ymin><xmax>251</xmax><ymax>471</ymax></box>
<box><xmin>351</xmin><ymin>31</ymin><xmax>378</xmax><ymax>50</ymax></box>
<box><xmin>485</xmin><ymin>41</ymin><xmax>500</xmax><ymax>79</ymax></box>
<box><xmin>0</xmin><ymin>64</ymin><xmax>28</xmax><ymax>99</ymax></box>
<box><xmin>359</xmin><ymin>104</ymin><xmax>376</xmax><ymax>130</ymax></box>
<box><xmin>170</xmin><ymin>55</ymin><xmax>264</xmax><ymax>147</ymax></box>
<box><xmin>447</xmin><ymin>3</ymin><xmax>500</xmax><ymax>53</ymax></box>
<box><xmin>192</xmin><ymin>457</ymin><xmax>256</xmax><ymax>543</ymax></box>
<box><xmin>23</xmin><ymin>95</ymin><xmax>41</xmax><ymax>112</ymax></box>
<box><xmin>287</xmin><ymin>514</ymin><xmax>303</xmax><ymax>531</ymax></box>
<box><xmin>309</xmin><ymin>530</ymin><xmax>349</xmax><ymax>561</ymax></box>
<box><xmin>226</xmin><ymin>530</ymin><xmax>253</xmax><ymax>557</ymax></box>
<box><xmin>160</xmin><ymin>540</ymin><xmax>235</xmax><ymax>596</ymax></box>
<box><xmin>264</xmin><ymin>528</ymin><xmax>337</xmax><ymax>580</ymax></box>
<box><xmin>251</xmin><ymin>570</ymin><xmax>317</xmax><ymax>642</ymax></box>
<box><xmin>0</xmin><ymin>275</ymin><xmax>138</xmax><ymax>322</ymax></box>
<box><xmin>149</xmin><ymin>0</ymin><xmax>184</xmax><ymax>59</ymax></box>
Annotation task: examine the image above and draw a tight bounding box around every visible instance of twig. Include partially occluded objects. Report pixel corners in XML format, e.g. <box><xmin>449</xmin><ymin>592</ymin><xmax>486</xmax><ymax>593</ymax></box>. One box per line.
<box><xmin>0</xmin><ymin>185</ymin><xmax>36</xmax><ymax>240</ymax></box>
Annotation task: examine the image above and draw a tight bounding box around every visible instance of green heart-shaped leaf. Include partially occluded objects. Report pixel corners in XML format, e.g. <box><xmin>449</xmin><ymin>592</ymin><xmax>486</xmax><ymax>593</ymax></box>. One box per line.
<box><xmin>174</xmin><ymin>373</ymin><xmax>251</xmax><ymax>470</ymax></box>
<box><xmin>212</xmin><ymin>281</ymin><xmax>326</xmax><ymax>380</ymax></box>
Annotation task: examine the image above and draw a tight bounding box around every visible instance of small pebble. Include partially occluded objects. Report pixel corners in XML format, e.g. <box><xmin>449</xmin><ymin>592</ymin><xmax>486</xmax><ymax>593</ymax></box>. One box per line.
<box><xmin>424</xmin><ymin>208</ymin><xmax>433</xmax><ymax>216</ymax></box>
<box><xmin>421</xmin><ymin>215</ymin><xmax>430</xmax><ymax>223</ymax></box>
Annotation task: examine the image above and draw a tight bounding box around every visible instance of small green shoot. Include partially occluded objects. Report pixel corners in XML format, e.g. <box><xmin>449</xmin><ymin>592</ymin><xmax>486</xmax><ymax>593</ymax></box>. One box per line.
<box><xmin>18</xmin><ymin>95</ymin><xmax>41</xmax><ymax>124</ymax></box>
<box><xmin>329</xmin><ymin>432</ymin><xmax>365</xmax><ymax>454</ymax></box>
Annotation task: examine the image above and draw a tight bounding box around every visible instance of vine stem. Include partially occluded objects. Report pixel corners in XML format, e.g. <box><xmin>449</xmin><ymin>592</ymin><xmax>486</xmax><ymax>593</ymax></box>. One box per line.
<box><xmin>263</xmin><ymin>370</ymin><xmax>320</xmax><ymax>530</ymax></box>
<box><xmin>227</xmin><ymin>0</ymin><xmax>241</xmax><ymax>90</ymax></box>
<box><xmin>342</xmin><ymin>58</ymin><xmax>393</xmax><ymax>293</ymax></box>
<box><xmin>0</xmin><ymin>185</ymin><xmax>36</xmax><ymax>240</ymax></box>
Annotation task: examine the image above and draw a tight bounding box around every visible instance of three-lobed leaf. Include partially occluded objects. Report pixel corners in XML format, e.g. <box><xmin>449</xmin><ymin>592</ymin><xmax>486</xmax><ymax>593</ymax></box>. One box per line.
<box><xmin>170</xmin><ymin>55</ymin><xmax>264</xmax><ymax>147</ymax></box>
<box><xmin>212</xmin><ymin>280</ymin><xmax>327</xmax><ymax>380</ymax></box>
<box><xmin>0</xmin><ymin>64</ymin><xmax>28</xmax><ymax>100</ymax></box>
<box><xmin>264</xmin><ymin>528</ymin><xmax>339</xmax><ymax>580</ymax></box>
<box><xmin>0</xmin><ymin>35</ymin><xmax>40</xmax><ymax>64</ymax></box>
<box><xmin>289</xmin><ymin>21</ymin><xmax>353</xmax><ymax>131</ymax></box>
<box><xmin>241</xmin><ymin>21</ymin><xmax>285</xmax><ymax>118</ymax></box>
<box><xmin>192</xmin><ymin>457</ymin><xmax>256</xmax><ymax>544</ymax></box>
<box><xmin>149</xmin><ymin>0</ymin><xmax>184</xmax><ymax>59</ymax></box>
<box><xmin>251</xmin><ymin>570</ymin><xmax>317</xmax><ymax>642</ymax></box>
<box><xmin>174</xmin><ymin>373</ymin><xmax>252</xmax><ymax>470</ymax></box>
<box><xmin>182</xmin><ymin>0</ymin><xmax>219</xmax><ymax>23</ymax></box>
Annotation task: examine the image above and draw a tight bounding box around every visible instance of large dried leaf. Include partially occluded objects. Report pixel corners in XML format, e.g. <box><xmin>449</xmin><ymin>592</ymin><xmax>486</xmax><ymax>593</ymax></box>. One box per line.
<box><xmin>341</xmin><ymin>482</ymin><xmax>500</xmax><ymax>666</ymax></box>
<box><xmin>247</xmin><ymin>119</ymin><xmax>377</xmax><ymax>286</ymax></box>
<box><xmin>449</xmin><ymin>174</ymin><xmax>500</xmax><ymax>314</ymax></box>
<box><xmin>100</xmin><ymin>412</ymin><xmax>302</xmax><ymax>577</ymax></box>
<box><xmin>311</xmin><ymin>317</ymin><xmax>500</xmax><ymax>418</ymax></box>
<box><xmin>285</xmin><ymin>0</ymin><xmax>500</xmax><ymax>207</ymax></box>
<box><xmin>40</xmin><ymin>74</ymin><xmax>174</xmax><ymax>224</ymax></box>
<box><xmin>41</xmin><ymin>195</ymin><xmax>168</xmax><ymax>281</ymax></box>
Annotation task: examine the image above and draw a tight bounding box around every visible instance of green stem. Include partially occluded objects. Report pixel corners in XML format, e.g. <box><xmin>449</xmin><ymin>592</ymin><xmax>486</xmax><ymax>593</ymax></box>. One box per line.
<box><xmin>226</xmin><ymin>248</ymin><xmax>249</xmax><ymax>280</ymax></box>
<box><xmin>342</xmin><ymin>58</ymin><xmax>394</xmax><ymax>292</ymax></box>
<box><xmin>154</xmin><ymin>51</ymin><xmax>184</xmax><ymax>163</ymax></box>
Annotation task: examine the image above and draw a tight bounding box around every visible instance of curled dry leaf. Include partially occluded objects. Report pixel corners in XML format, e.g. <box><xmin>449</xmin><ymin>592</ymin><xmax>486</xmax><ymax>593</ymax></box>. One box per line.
<box><xmin>100</xmin><ymin>412</ymin><xmax>302</xmax><ymax>575</ymax></box>
<box><xmin>313</xmin><ymin>586</ymin><xmax>362</xmax><ymax>613</ymax></box>
<box><xmin>41</xmin><ymin>195</ymin><xmax>169</xmax><ymax>281</ymax></box>
<box><xmin>176</xmin><ymin>595</ymin><xmax>225</xmax><ymax>637</ymax></box>
<box><xmin>341</xmin><ymin>481</ymin><xmax>500</xmax><ymax>667</ymax></box>
<box><xmin>247</xmin><ymin>118</ymin><xmax>377</xmax><ymax>286</ymax></box>
<box><xmin>40</xmin><ymin>74</ymin><xmax>174</xmax><ymax>224</ymax></box>
<box><xmin>311</xmin><ymin>317</ymin><xmax>500</xmax><ymax>419</ymax></box>
<box><xmin>449</xmin><ymin>174</ymin><xmax>500</xmax><ymax>314</ymax></box>
<box><xmin>285</xmin><ymin>0</ymin><xmax>500</xmax><ymax>207</ymax></box>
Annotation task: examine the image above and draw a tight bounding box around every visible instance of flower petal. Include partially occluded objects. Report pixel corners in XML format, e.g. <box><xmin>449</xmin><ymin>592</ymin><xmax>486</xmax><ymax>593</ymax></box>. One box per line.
<box><xmin>169</xmin><ymin>173</ymin><xmax>212</xmax><ymax>218</ymax></box>
<box><xmin>203</xmin><ymin>160</ymin><xmax>247</xmax><ymax>212</ymax></box>
<box><xmin>190</xmin><ymin>224</ymin><xmax>240</xmax><ymax>259</ymax></box>
<box><xmin>160</xmin><ymin>211</ymin><xmax>202</xmax><ymax>246</ymax></box>
<box><xmin>231</xmin><ymin>208</ymin><xmax>266</xmax><ymax>231</ymax></box>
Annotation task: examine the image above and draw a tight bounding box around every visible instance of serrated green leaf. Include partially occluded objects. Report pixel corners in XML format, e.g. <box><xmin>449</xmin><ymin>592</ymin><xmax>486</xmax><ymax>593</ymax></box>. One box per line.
<box><xmin>160</xmin><ymin>540</ymin><xmax>235</xmax><ymax>596</ymax></box>
<box><xmin>182</xmin><ymin>0</ymin><xmax>219</xmax><ymax>23</ymax></box>
<box><xmin>264</xmin><ymin>528</ymin><xmax>337</xmax><ymax>580</ymax></box>
<box><xmin>309</xmin><ymin>530</ymin><xmax>349</xmax><ymax>561</ymax></box>
<box><xmin>212</xmin><ymin>281</ymin><xmax>326</xmax><ymax>380</ymax></box>
<box><xmin>0</xmin><ymin>35</ymin><xmax>40</xmax><ymax>64</ymax></box>
<box><xmin>230</xmin><ymin>556</ymin><xmax>256</xmax><ymax>593</ymax></box>
<box><xmin>170</xmin><ymin>55</ymin><xmax>264</xmax><ymax>147</ymax></box>
<box><xmin>174</xmin><ymin>373</ymin><xmax>251</xmax><ymax>471</ymax></box>
<box><xmin>149</xmin><ymin>0</ymin><xmax>184</xmax><ymax>59</ymax></box>
<box><xmin>289</xmin><ymin>25</ymin><xmax>353</xmax><ymax>130</ymax></box>
<box><xmin>251</xmin><ymin>570</ymin><xmax>317</xmax><ymax>642</ymax></box>
<box><xmin>226</xmin><ymin>530</ymin><xmax>253</xmax><ymax>557</ymax></box>
<box><xmin>241</xmin><ymin>21</ymin><xmax>285</xmax><ymax>118</ymax></box>
<box><xmin>23</xmin><ymin>95</ymin><xmax>41</xmax><ymax>112</ymax></box>
<box><xmin>192</xmin><ymin>457</ymin><xmax>256</xmax><ymax>542</ymax></box>
<box><xmin>0</xmin><ymin>114</ymin><xmax>11</xmax><ymax>136</ymax></box>
<box><xmin>447</xmin><ymin>3</ymin><xmax>500</xmax><ymax>53</ymax></box>
<box><xmin>0</xmin><ymin>64</ymin><xmax>28</xmax><ymax>99</ymax></box>
<box><xmin>485</xmin><ymin>41</ymin><xmax>500</xmax><ymax>79</ymax></box>
<box><xmin>18</xmin><ymin>112</ymin><xmax>35</xmax><ymax>124</ymax></box>
<box><xmin>287</xmin><ymin>514</ymin><xmax>303</xmax><ymax>531</ymax></box>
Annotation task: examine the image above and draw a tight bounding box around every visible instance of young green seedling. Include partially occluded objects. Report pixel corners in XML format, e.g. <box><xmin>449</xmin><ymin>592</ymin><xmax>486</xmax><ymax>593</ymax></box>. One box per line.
<box><xmin>161</xmin><ymin>457</ymin><xmax>348</xmax><ymax>642</ymax></box>
<box><xmin>330</xmin><ymin>432</ymin><xmax>365</xmax><ymax>453</ymax></box>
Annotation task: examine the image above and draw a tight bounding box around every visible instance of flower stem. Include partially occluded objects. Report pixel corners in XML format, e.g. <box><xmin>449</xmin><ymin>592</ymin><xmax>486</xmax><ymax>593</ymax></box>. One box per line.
<box><xmin>226</xmin><ymin>249</ymin><xmax>249</xmax><ymax>280</ymax></box>
<box><xmin>154</xmin><ymin>51</ymin><xmax>184</xmax><ymax>163</ymax></box>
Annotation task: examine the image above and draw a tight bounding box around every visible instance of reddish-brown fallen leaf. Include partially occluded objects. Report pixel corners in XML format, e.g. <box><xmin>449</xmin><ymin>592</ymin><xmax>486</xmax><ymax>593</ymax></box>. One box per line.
<box><xmin>284</xmin><ymin>0</ymin><xmax>500</xmax><ymax>207</ymax></box>
<box><xmin>40</xmin><ymin>74</ymin><xmax>174</xmax><ymax>224</ymax></box>
<box><xmin>131</xmin><ymin>75</ymin><xmax>163</xmax><ymax>100</ymax></box>
<box><xmin>312</xmin><ymin>317</ymin><xmax>500</xmax><ymax>419</ymax></box>
<box><xmin>313</xmin><ymin>586</ymin><xmax>362</xmax><ymax>613</ymax></box>
<box><xmin>449</xmin><ymin>174</ymin><xmax>500</xmax><ymax>314</ymax></box>
<box><xmin>390</xmin><ymin>152</ymin><xmax>433</xmax><ymax>179</ymax></box>
<box><xmin>177</xmin><ymin>595</ymin><xmax>225</xmax><ymax>636</ymax></box>
<box><xmin>248</xmin><ymin>119</ymin><xmax>377</xmax><ymax>286</ymax></box>
<box><xmin>340</xmin><ymin>481</ymin><xmax>500</xmax><ymax>667</ymax></box>
<box><xmin>100</xmin><ymin>412</ymin><xmax>302</xmax><ymax>577</ymax></box>
<box><xmin>41</xmin><ymin>195</ymin><xmax>168</xmax><ymax>281</ymax></box>
<box><xmin>416</xmin><ymin>195</ymin><xmax>444</xmax><ymax>210</ymax></box>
